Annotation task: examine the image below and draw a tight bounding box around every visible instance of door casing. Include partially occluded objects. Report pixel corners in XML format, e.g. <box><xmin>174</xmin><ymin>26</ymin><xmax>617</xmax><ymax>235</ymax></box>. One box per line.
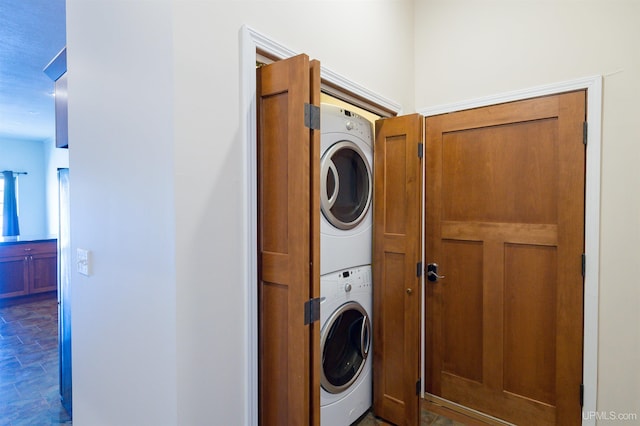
<box><xmin>241</xmin><ymin>25</ymin><xmax>602</xmax><ymax>426</ymax></box>
<box><xmin>241</xmin><ymin>24</ymin><xmax>401</xmax><ymax>426</ymax></box>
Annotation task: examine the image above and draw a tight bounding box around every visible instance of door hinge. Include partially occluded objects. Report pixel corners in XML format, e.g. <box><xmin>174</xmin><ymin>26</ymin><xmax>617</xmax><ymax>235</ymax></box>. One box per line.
<box><xmin>416</xmin><ymin>378</ymin><xmax>421</xmax><ymax>395</ymax></box>
<box><xmin>582</xmin><ymin>253</ymin><xmax>586</xmax><ymax>277</ymax></box>
<box><xmin>583</xmin><ymin>122</ymin><xmax>588</xmax><ymax>145</ymax></box>
<box><xmin>418</xmin><ymin>143</ymin><xmax>424</xmax><ymax>159</ymax></box>
<box><xmin>580</xmin><ymin>383</ymin><xmax>584</xmax><ymax>407</ymax></box>
<box><xmin>304</xmin><ymin>103</ymin><xmax>321</xmax><ymax>130</ymax></box>
<box><xmin>416</xmin><ymin>261</ymin><xmax>423</xmax><ymax>277</ymax></box>
<box><xmin>304</xmin><ymin>297</ymin><xmax>322</xmax><ymax>325</ymax></box>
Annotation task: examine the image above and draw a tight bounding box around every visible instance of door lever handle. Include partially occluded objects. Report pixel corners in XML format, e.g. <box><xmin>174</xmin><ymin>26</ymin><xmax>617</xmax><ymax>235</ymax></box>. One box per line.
<box><xmin>427</xmin><ymin>271</ymin><xmax>445</xmax><ymax>280</ymax></box>
<box><xmin>427</xmin><ymin>263</ymin><xmax>445</xmax><ymax>282</ymax></box>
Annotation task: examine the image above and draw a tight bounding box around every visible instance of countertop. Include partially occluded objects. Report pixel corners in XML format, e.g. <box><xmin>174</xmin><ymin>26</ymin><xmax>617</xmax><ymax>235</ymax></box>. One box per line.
<box><xmin>0</xmin><ymin>235</ymin><xmax>57</xmax><ymax>246</ymax></box>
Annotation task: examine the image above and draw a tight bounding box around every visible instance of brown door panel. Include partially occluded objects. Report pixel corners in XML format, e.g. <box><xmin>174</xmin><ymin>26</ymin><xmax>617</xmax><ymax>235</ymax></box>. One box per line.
<box><xmin>257</xmin><ymin>54</ymin><xmax>321</xmax><ymax>426</ymax></box>
<box><xmin>373</xmin><ymin>114</ymin><xmax>423</xmax><ymax>426</ymax></box>
<box><xmin>425</xmin><ymin>91</ymin><xmax>586</xmax><ymax>426</ymax></box>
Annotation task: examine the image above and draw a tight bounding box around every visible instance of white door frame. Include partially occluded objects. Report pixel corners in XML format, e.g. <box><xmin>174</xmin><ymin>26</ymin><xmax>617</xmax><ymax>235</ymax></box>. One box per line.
<box><xmin>240</xmin><ymin>24</ymin><xmax>401</xmax><ymax>426</ymax></box>
<box><xmin>418</xmin><ymin>78</ymin><xmax>602</xmax><ymax>426</ymax></box>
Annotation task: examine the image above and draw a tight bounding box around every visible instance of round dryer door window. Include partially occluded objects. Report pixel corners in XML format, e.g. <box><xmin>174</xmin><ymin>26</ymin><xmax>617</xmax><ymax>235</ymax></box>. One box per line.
<box><xmin>321</xmin><ymin>141</ymin><xmax>372</xmax><ymax>230</ymax></box>
<box><xmin>321</xmin><ymin>301</ymin><xmax>371</xmax><ymax>394</ymax></box>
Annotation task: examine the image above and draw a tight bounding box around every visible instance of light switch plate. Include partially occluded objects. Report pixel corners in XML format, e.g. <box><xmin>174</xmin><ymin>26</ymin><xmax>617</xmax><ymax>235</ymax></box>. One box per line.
<box><xmin>77</xmin><ymin>248</ymin><xmax>91</xmax><ymax>276</ymax></box>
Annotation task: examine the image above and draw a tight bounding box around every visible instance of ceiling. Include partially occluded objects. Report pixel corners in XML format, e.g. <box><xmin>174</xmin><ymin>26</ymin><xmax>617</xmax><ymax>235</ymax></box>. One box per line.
<box><xmin>0</xmin><ymin>0</ymin><xmax>66</xmax><ymax>142</ymax></box>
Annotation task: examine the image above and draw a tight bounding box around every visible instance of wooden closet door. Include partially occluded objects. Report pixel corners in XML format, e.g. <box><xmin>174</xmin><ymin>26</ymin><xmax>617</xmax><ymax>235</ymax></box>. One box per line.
<box><xmin>257</xmin><ymin>53</ymin><xmax>321</xmax><ymax>426</ymax></box>
<box><xmin>425</xmin><ymin>91</ymin><xmax>586</xmax><ymax>426</ymax></box>
<box><xmin>373</xmin><ymin>114</ymin><xmax>423</xmax><ymax>426</ymax></box>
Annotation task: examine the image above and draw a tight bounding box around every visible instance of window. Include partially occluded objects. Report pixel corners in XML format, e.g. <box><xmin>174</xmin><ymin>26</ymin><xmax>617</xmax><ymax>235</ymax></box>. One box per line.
<box><xmin>0</xmin><ymin>175</ymin><xmax>20</xmax><ymax>235</ymax></box>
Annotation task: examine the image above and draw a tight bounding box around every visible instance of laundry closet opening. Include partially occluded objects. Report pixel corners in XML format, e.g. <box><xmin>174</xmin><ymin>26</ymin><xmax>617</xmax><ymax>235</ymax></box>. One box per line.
<box><xmin>316</xmin><ymin>97</ymin><xmax>377</xmax><ymax>425</ymax></box>
<box><xmin>252</xmin><ymin>46</ymin><xmax>402</xmax><ymax>426</ymax></box>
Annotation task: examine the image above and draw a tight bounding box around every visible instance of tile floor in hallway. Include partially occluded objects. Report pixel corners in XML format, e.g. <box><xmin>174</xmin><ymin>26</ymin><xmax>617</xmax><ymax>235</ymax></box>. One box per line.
<box><xmin>0</xmin><ymin>293</ymin><xmax>71</xmax><ymax>426</ymax></box>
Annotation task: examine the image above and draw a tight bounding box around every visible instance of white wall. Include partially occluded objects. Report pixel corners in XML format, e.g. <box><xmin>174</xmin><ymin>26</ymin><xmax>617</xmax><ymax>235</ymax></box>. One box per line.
<box><xmin>0</xmin><ymin>138</ymin><xmax>47</xmax><ymax>236</ymax></box>
<box><xmin>414</xmin><ymin>0</ymin><xmax>640</xmax><ymax>422</ymax></box>
<box><xmin>66</xmin><ymin>0</ymin><xmax>177</xmax><ymax>424</ymax></box>
<box><xmin>67</xmin><ymin>0</ymin><xmax>415</xmax><ymax>424</ymax></box>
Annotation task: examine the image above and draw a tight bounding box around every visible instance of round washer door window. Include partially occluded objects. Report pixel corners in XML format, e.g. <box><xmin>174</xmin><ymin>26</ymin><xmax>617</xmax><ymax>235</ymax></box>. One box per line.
<box><xmin>321</xmin><ymin>301</ymin><xmax>371</xmax><ymax>394</ymax></box>
<box><xmin>320</xmin><ymin>141</ymin><xmax>372</xmax><ymax>230</ymax></box>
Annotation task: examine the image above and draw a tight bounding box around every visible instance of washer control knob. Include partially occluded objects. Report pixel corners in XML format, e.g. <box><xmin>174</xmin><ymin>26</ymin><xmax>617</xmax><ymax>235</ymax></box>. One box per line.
<box><xmin>345</xmin><ymin>121</ymin><xmax>354</xmax><ymax>130</ymax></box>
<box><xmin>345</xmin><ymin>283</ymin><xmax>352</xmax><ymax>293</ymax></box>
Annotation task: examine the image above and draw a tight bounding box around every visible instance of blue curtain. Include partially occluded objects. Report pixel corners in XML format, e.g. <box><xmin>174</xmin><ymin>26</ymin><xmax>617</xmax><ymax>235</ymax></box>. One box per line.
<box><xmin>2</xmin><ymin>171</ymin><xmax>20</xmax><ymax>236</ymax></box>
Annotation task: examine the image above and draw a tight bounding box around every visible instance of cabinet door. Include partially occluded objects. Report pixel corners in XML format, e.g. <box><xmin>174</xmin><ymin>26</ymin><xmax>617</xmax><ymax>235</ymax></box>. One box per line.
<box><xmin>29</xmin><ymin>252</ymin><xmax>58</xmax><ymax>294</ymax></box>
<box><xmin>0</xmin><ymin>255</ymin><xmax>29</xmax><ymax>299</ymax></box>
<box><xmin>0</xmin><ymin>241</ymin><xmax>58</xmax><ymax>298</ymax></box>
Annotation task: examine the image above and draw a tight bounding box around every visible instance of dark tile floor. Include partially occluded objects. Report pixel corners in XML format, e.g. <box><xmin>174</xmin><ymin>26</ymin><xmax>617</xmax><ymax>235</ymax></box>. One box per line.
<box><xmin>0</xmin><ymin>293</ymin><xmax>71</xmax><ymax>426</ymax></box>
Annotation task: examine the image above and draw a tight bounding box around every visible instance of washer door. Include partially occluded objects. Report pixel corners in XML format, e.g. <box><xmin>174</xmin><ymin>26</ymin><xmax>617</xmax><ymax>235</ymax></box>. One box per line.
<box><xmin>320</xmin><ymin>141</ymin><xmax>372</xmax><ymax>230</ymax></box>
<box><xmin>321</xmin><ymin>301</ymin><xmax>371</xmax><ymax>394</ymax></box>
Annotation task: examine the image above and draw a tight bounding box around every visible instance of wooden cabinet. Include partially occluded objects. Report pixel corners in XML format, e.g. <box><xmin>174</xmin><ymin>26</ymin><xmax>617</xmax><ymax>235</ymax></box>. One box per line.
<box><xmin>0</xmin><ymin>240</ymin><xmax>57</xmax><ymax>299</ymax></box>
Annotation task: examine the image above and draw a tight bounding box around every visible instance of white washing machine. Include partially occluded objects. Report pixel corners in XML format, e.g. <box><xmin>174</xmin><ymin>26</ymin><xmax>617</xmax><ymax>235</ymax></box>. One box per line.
<box><xmin>320</xmin><ymin>103</ymin><xmax>374</xmax><ymax>275</ymax></box>
<box><xmin>320</xmin><ymin>265</ymin><xmax>372</xmax><ymax>426</ymax></box>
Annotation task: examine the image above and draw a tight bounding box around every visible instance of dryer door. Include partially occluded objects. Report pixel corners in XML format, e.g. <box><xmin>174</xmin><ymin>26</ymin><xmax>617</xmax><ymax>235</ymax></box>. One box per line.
<box><xmin>320</xmin><ymin>141</ymin><xmax>372</xmax><ymax>230</ymax></box>
<box><xmin>321</xmin><ymin>301</ymin><xmax>371</xmax><ymax>394</ymax></box>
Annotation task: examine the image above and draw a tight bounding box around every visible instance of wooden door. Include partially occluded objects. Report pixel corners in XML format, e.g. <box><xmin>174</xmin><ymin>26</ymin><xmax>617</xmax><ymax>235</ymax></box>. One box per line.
<box><xmin>257</xmin><ymin>54</ymin><xmax>321</xmax><ymax>426</ymax></box>
<box><xmin>373</xmin><ymin>114</ymin><xmax>423</xmax><ymax>426</ymax></box>
<box><xmin>425</xmin><ymin>91</ymin><xmax>586</xmax><ymax>426</ymax></box>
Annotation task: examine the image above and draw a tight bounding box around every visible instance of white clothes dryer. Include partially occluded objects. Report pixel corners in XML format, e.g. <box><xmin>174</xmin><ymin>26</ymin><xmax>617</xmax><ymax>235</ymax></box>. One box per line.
<box><xmin>320</xmin><ymin>265</ymin><xmax>372</xmax><ymax>426</ymax></box>
<box><xmin>320</xmin><ymin>103</ymin><xmax>373</xmax><ymax>275</ymax></box>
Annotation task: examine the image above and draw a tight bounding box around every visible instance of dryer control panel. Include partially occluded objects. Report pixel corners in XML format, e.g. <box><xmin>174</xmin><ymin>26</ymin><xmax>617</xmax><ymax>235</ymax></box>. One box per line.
<box><xmin>321</xmin><ymin>265</ymin><xmax>372</xmax><ymax>300</ymax></box>
<box><xmin>319</xmin><ymin>103</ymin><xmax>373</xmax><ymax>147</ymax></box>
<box><xmin>340</xmin><ymin>108</ymin><xmax>372</xmax><ymax>141</ymax></box>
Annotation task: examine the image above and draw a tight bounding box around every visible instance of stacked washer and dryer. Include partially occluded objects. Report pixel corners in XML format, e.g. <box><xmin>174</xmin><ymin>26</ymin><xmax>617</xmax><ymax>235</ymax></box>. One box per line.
<box><xmin>319</xmin><ymin>103</ymin><xmax>374</xmax><ymax>426</ymax></box>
